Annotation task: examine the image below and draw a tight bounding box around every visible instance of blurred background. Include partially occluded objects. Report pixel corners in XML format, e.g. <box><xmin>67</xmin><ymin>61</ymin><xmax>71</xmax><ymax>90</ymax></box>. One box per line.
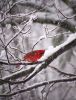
<box><xmin>0</xmin><ymin>0</ymin><xmax>76</xmax><ymax>100</ymax></box>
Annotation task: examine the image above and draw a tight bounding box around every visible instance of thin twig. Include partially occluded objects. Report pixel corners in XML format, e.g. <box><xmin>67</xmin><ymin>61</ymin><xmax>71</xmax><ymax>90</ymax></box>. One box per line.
<box><xmin>51</xmin><ymin>66</ymin><xmax>76</xmax><ymax>77</ymax></box>
<box><xmin>6</xmin><ymin>23</ymin><xmax>27</xmax><ymax>47</ymax></box>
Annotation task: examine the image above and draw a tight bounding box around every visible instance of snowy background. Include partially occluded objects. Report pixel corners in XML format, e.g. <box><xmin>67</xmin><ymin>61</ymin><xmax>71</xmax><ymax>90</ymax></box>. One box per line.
<box><xmin>0</xmin><ymin>0</ymin><xmax>76</xmax><ymax>100</ymax></box>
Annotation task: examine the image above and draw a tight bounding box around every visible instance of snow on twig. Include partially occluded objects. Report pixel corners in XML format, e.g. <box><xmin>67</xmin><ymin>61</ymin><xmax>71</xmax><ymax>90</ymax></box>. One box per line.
<box><xmin>0</xmin><ymin>33</ymin><xmax>76</xmax><ymax>84</ymax></box>
<box><xmin>39</xmin><ymin>33</ymin><xmax>76</xmax><ymax>61</ymax></box>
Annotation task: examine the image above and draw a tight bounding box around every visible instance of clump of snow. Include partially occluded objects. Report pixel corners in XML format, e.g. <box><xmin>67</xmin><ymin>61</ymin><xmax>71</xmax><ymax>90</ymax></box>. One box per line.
<box><xmin>37</xmin><ymin>35</ymin><xmax>47</xmax><ymax>43</ymax></box>
<box><xmin>28</xmin><ymin>14</ymin><xmax>37</xmax><ymax>25</ymax></box>
<box><xmin>38</xmin><ymin>46</ymin><xmax>54</xmax><ymax>61</ymax></box>
<box><xmin>38</xmin><ymin>33</ymin><xmax>76</xmax><ymax>61</ymax></box>
<box><xmin>61</xmin><ymin>33</ymin><xmax>76</xmax><ymax>47</ymax></box>
<box><xmin>0</xmin><ymin>50</ymin><xmax>6</xmax><ymax>59</ymax></box>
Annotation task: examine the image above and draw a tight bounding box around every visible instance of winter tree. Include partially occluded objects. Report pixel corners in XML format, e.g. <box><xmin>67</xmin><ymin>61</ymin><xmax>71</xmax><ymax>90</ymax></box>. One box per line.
<box><xmin>0</xmin><ymin>0</ymin><xmax>76</xmax><ymax>100</ymax></box>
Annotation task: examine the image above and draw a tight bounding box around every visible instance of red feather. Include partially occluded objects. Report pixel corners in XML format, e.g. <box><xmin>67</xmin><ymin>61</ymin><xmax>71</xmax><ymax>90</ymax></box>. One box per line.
<box><xmin>16</xmin><ymin>50</ymin><xmax>45</xmax><ymax>68</ymax></box>
<box><xmin>23</xmin><ymin>50</ymin><xmax>45</xmax><ymax>62</ymax></box>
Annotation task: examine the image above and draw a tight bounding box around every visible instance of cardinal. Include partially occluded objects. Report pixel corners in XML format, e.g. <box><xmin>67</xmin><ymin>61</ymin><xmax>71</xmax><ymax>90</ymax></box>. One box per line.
<box><xmin>23</xmin><ymin>50</ymin><xmax>45</xmax><ymax>62</ymax></box>
<box><xmin>16</xmin><ymin>50</ymin><xmax>45</xmax><ymax>68</ymax></box>
<box><xmin>16</xmin><ymin>46</ymin><xmax>54</xmax><ymax>68</ymax></box>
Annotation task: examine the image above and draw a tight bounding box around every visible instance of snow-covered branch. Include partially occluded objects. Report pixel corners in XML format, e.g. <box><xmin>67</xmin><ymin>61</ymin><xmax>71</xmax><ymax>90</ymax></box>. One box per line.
<box><xmin>0</xmin><ymin>33</ymin><xmax>76</xmax><ymax>85</ymax></box>
<box><xmin>16</xmin><ymin>33</ymin><xmax>76</xmax><ymax>84</ymax></box>
<box><xmin>0</xmin><ymin>77</ymin><xmax>76</xmax><ymax>97</ymax></box>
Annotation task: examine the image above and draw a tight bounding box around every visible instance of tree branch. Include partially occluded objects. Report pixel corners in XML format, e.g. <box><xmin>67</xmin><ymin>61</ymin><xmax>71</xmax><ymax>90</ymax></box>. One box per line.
<box><xmin>0</xmin><ymin>34</ymin><xmax>76</xmax><ymax>85</ymax></box>
<box><xmin>0</xmin><ymin>77</ymin><xmax>76</xmax><ymax>97</ymax></box>
<box><xmin>51</xmin><ymin>66</ymin><xmax>76</xmax><ymax>77</ymax></box>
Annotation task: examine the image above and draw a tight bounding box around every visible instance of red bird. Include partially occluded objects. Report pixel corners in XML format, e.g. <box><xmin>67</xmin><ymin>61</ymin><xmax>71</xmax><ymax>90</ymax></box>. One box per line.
<box><xmin>16</xmin><ymin>50</ymin><xmax>45</xmax><ymax>68</ymax></box>
<box><xmin>23</xmin><ymin>50</ymin><xmax>45</xmax><ymax>62</ymax></box>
